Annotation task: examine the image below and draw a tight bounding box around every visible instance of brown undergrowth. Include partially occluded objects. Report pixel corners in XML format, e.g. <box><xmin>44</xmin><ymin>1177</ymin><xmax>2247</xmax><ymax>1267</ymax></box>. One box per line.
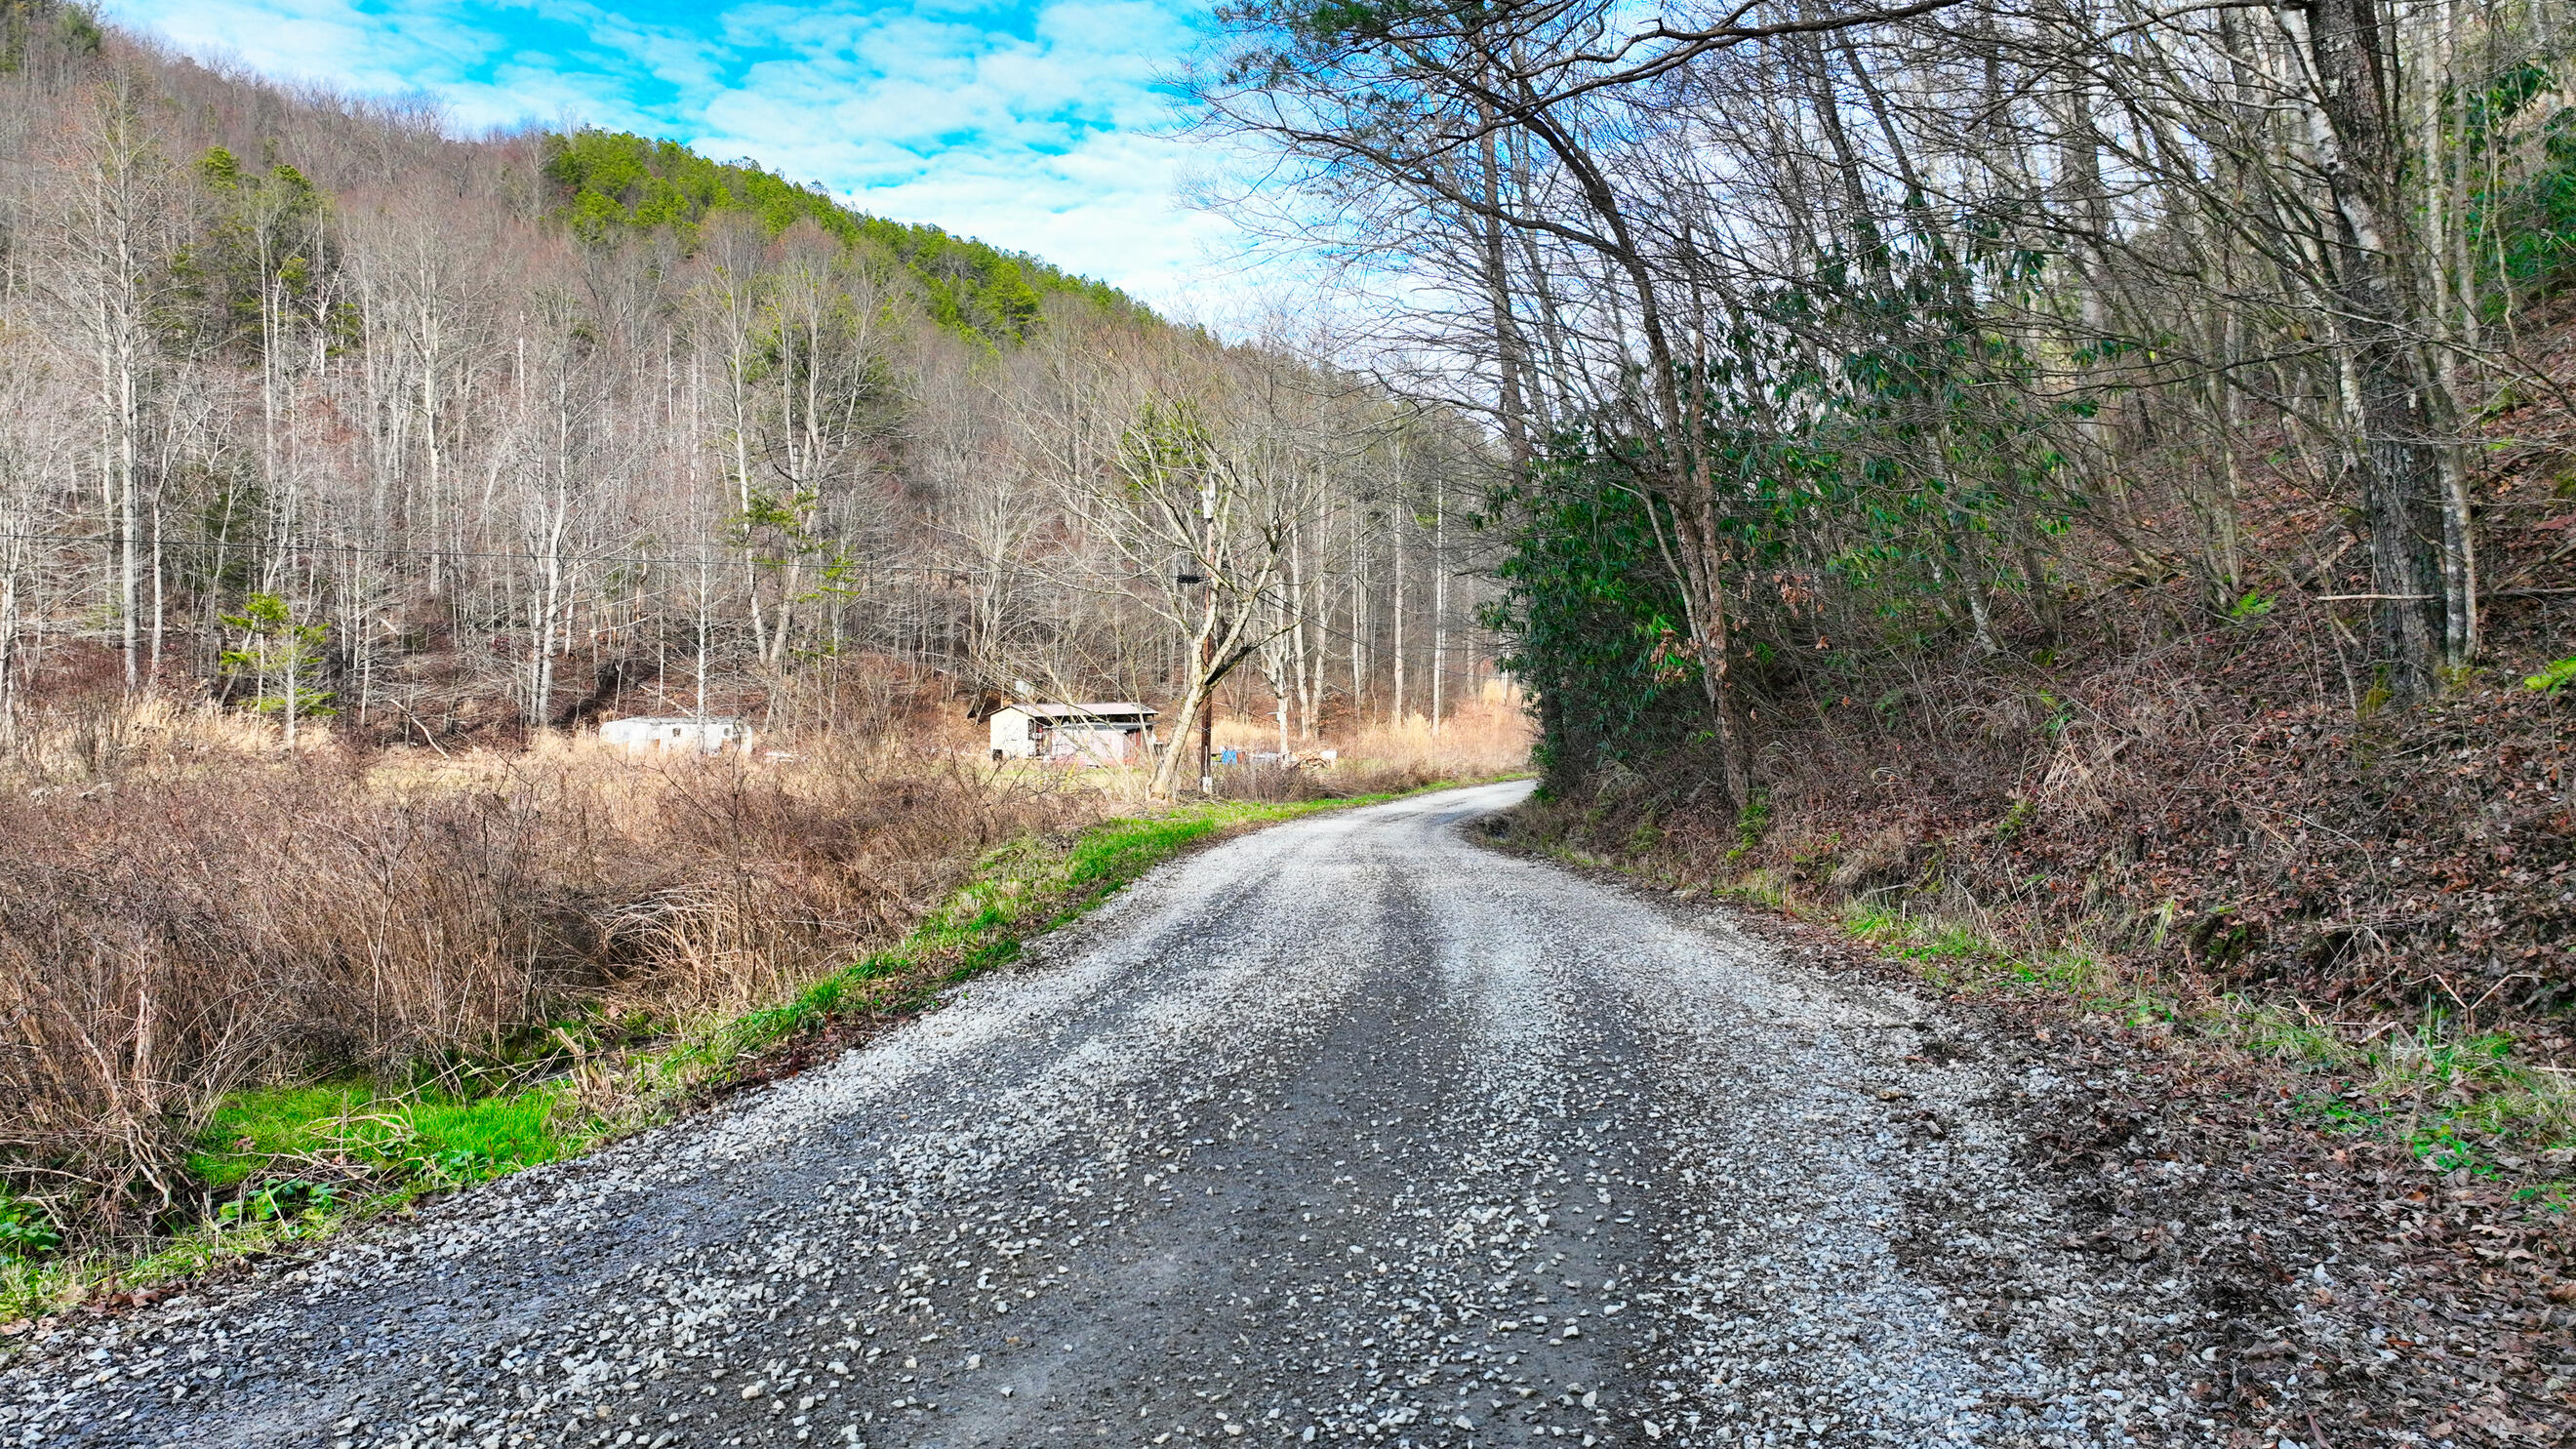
<box><xmin>1489</xmin><ymin>837</ymin><xmax>2576</xmax><ymax>1444</ymax></box>
<box><xmin>1213</xmin><ymin>685</ymin><xmax>1536</xmax><ymax>801</ymax></box>
<box><xmin>1549</xmin><ymin>608</ymin><xmax>2571</xmax><ymax>1012</ymax></box>
<box><xmin>1519</xmin><ymin>520</ymin><xmax>2574</xmax><ymax>1042</ymax></box>
<box><xmin>0</xmin><ymin>702</ymin><xmax>1079</xmax><ymax>1246</ymax></box>
<box><xmin>1502</xmin><ymin>489</ymin><xmax>2575</xmax><ymax>1441</ymax></box>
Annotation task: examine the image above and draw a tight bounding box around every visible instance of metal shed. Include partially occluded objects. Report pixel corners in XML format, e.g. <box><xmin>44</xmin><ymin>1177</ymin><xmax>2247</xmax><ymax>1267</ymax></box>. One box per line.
<box><xmin>987</xmin><ymin>703</ymin><xmax>1158</xmax><ymax>765</ymax></box>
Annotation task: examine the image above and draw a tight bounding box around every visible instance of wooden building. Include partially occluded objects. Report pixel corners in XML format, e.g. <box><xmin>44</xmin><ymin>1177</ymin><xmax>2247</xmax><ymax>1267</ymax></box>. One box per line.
<box><xmin>987</xmin><ymin>703</ymin><xmax>1157</xmax><ymax>765</ymax></box>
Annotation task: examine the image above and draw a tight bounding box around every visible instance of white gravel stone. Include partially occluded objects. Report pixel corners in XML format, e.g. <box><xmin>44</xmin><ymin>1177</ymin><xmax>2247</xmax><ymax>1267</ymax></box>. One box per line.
<box><xmin>0</xmin><ymin>784</ymin><xmax>2204</xmax><ymax>1447</ymax></box>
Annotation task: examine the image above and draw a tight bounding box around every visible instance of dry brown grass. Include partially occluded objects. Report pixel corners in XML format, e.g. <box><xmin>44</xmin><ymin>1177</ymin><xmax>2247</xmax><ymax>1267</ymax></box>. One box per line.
<box><xmin>0</xmin><ymin>677</ymin><xmax>1517</xmax><ymax>1244</ymax></box>
<box><xmin>977</xmin><ymin>684</ymin><xmax>1532</xmax><ymax>804</ymax></box>
<box><xmin>1210</xmin><ymin>681</ymin><xmax>1534</xmax><ymax>799</ymax></box>
<box><xmin>1346</xmin><ymin>682</ymin><xmax>1535</xmax><ymax>779</ymax></box>
<box><xmin>0</xmin><ymin>701</ymin><xmax>1076</xmax><ymax>1240</ymax></box>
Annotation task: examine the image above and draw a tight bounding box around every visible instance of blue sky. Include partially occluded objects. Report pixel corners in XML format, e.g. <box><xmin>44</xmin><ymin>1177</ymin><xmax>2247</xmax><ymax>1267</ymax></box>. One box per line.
<box><xmin>103</xmin><ymin>0</ymin><xmax>1234</xmax><ymax>305</ymax></box>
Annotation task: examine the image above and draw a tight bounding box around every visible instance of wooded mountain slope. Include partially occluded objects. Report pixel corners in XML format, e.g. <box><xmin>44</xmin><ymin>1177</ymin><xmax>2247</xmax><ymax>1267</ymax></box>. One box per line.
<box><xmin>0</xmin><ymin>1</ymin><xmax>1503</xmax><ymax>757</ymax></box>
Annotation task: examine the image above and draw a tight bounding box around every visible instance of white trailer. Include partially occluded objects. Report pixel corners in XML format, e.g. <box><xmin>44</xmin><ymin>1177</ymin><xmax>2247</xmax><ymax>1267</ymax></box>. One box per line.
<box><xmin>597</xmin><ymin>716</ymin><xmax>751</xmax><ymax>754</ymax></box>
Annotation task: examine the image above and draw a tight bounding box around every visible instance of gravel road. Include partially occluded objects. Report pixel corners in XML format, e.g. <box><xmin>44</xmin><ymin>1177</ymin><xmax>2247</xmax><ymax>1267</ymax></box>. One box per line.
<box><xmin>2</xmin><ymin>782</ymin><xmax>2230</xmax><ymax>1448</ymax></box>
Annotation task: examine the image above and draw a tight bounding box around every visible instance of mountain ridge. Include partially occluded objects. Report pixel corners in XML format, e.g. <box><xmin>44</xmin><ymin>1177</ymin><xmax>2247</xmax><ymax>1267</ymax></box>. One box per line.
<box><xmin>541</xmin><ymin>127</ymin><xmax>1147</xmax><ymax>346</ymax></box>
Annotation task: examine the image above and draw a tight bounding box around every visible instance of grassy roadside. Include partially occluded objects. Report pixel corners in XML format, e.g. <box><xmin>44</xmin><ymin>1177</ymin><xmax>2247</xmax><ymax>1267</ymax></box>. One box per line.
<box><xmin>1507</xmin><ymin>825</ymin><xmax>2576</xmax><ymax>1209</ymax></box>
<box><xmin>1</xmin><ymin>781</ymin><xmax>1507</xmax><ymax>1328</ymax></box>
<box><xmin>1830</xmin><ymin>901</ymin><xmax>2576</xmax><ymax>1201</ymax></box>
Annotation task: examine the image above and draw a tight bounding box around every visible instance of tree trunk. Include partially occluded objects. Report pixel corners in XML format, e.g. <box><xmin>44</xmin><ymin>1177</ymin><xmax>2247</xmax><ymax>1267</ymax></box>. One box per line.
<box><xmin>2305</xmin><ymin>0</ymin><xmax>2451</xmax><ymax>695</ymax></box>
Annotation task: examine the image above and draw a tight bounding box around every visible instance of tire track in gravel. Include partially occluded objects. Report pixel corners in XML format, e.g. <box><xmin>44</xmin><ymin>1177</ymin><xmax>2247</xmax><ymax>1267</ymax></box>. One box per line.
<box><xmin>2</xmin><ymin>783</ymin><xmax>2211</xmax><ymax>1449</ymax></box>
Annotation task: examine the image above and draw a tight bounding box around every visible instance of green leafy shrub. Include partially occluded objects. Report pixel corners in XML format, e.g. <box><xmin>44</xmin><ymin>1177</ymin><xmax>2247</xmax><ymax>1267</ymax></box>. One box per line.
<box><xmin>2524</xmin><ymin>657</ymin><xmax>2576</xmax><ymax>695</ymax></box>
<box><xmin>1726</xmin><ymin>791</ymin><xmax>1771</xmax><ymax>861</ymax></box>
<box><xmin>1993</xmin><ymin>796</ymin><xmax>2036</xmax><ymax>841</ymax></box>
<box><xmin>0</xmin><ymin>1199</ymin><xmax>60</xmax><ymax>1260</ymax></box>
<box><xmin>216</xmin><ymin>1178</ymin><xmax>336</xmax><ymax>1228</ymax></box>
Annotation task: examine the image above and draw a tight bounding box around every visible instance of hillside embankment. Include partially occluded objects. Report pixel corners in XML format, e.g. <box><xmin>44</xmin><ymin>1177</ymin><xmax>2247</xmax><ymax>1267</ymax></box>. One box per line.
<box><xmin>1505</xmin><ymin>656</ymin><xmax>2576</xmax><ymax>1442</ymax></box>
<box><xmin>1509</xmin><ymin>270</ymin><xmax>2576</xmax><ymax>1128</ymax></box>
<box><xmin>1523</xmin><ymin>615</ymin><xmax>2570</xmax><ymax>1032</ymax></box>
<box><xmin>1500</xmin><ymin>453</ymin><xmax>2576</xmax><ymax>1442</ymax></box>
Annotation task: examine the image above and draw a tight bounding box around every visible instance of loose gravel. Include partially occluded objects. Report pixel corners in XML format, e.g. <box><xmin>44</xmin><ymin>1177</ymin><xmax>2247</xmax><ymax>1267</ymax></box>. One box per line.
<box><xmin>1</xmin><ymin>782</ymin><xmax>2233</xmax><ymax>1447</ymax></box>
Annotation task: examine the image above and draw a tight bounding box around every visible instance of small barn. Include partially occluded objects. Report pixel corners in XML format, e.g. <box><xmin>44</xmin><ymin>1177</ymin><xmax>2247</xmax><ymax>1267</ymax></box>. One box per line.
<box><xmin>987</xmin><ymin>703</ymin><xmax>1157</xmax><ymax>765</ymax></box>
<box><xmin>598</xmin><ymin>716</ymin><xmax>752</xmax><ymax>754</ymax></box>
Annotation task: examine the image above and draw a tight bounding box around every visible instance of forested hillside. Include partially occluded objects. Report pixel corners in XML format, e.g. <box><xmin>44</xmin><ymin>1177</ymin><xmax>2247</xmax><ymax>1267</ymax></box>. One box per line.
<box><xmin>0</xmin><ymin>1</ymin><xmax>1503</xmax><ymax>765</ymax></box>
<box><xmin>0</xmin><ymin>1</ymin><xmax>1532</xmax><ymax>1283</ymax></box>
<box><xmin>541</xmin><ymin>129</ymin><xmax>1133</xmax><ymax>344</ymax></box>
<box><xmin>1201</xmin><ymin>0</ymin><xmax>2576</xmax><ymax>1027</ymax></box>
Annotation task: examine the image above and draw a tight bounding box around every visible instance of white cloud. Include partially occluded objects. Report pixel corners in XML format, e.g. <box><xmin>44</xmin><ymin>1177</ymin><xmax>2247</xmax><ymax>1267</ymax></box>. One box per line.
<box><xmin>100</xmin><ymin>0</ymin><xmax>1245</xmax><ymax>305</ymax></box>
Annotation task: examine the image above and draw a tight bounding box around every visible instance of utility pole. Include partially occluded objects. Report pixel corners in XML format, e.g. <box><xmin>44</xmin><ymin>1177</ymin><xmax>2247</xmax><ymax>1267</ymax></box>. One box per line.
<box><xmin>1391</xmin><ymin>506</ymin><xmax>1405</xmax><ymax>723</ymax></box>
<box><xmin>1197</xmin><ymin>466</ymin><xmax>1219</xmax><ymax>796</ymax></box>
<box><xmin>1432</xmin><ymin>485</ymin><xmax>1446</xmax><ymax>736</ymax></box>
<box><xmin>1177</xmin><ymin>557</ymin><xmax>1216</xmax><ymax>796</ymax></box>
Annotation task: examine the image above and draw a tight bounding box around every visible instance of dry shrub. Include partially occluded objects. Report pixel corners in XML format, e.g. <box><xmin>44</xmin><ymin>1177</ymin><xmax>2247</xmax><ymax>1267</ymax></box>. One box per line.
<box><xmin>0</xmin><ymin>716</ymin><xmax>1069</xmax><ymax>1238</ymax></box>
<box><xmin>6</xmin><ymin>689</ymin><xmax>276</xmax><ymax>783</ymax></box>
<box><xmin>1345</xmin><ymin>682</ymin><xmax>1535</xmax><ymax>780</ymax></box>
<box><xmin>1212</xmin><ymin>679</ymin><xmax>1534</xmax><ymax>795</ymax></box>
<box><xmin>1206</xmin><ymin>685</ymin><xmax>1532</xmax><ymax>801</ymax></box>
<box><xmin>1524</xmin><ymin>597</ymin><xmax>2574</xmax><ymax>1040</ymax></box>
<box><xmin>1212</xmin><ymin>760</ymin><xmax>1328</xmax><ymax>802</ymax></box>
<box><xmin>1827</xmin><ymin>826</ymin><xmax>1917</xmax><ymax>896</ymax></box>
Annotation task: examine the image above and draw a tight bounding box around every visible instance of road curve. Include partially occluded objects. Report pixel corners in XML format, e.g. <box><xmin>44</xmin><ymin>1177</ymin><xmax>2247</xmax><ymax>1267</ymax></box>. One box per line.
<box><xmin>2</xmin><ymin>782</ymin><xmax>2197</xmax><ymax>1448</ymax></box>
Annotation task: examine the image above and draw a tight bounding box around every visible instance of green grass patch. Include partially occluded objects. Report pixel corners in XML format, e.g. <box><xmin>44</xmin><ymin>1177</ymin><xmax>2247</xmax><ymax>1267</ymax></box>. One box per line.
<box><xmin>1838</xmin><ymin>905</ymin><xmax>2122</xmax><ymax>1002</ymax></box>
<box><xmin>680</xmin><ymin>793</ymin><xmax>1406</xmax><ymax>1071</ymax></box>
<box><xmin>6</xmin><ymin>1083</ymin><xmax>582</xmax><ymax>1324</ymax></box>
<box><xmin>188</xmin><ymin>1081</ymin><xmax>571</xmax><ymax>1190</ymax></box>
<box><xmin>1715</xmin><ymin>867</ymin><xmax>1790</xmax><ymax>909</ymax></box>
<box><xmin>188</xmin><ymin>1082</ymin><xmax>381</xmax><ymax>1187</ymax></box>
<box><xmin>2271</xmin><ymin>1013</ymin><xmax>2576</xmax><ymax>1188</ymax></box>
